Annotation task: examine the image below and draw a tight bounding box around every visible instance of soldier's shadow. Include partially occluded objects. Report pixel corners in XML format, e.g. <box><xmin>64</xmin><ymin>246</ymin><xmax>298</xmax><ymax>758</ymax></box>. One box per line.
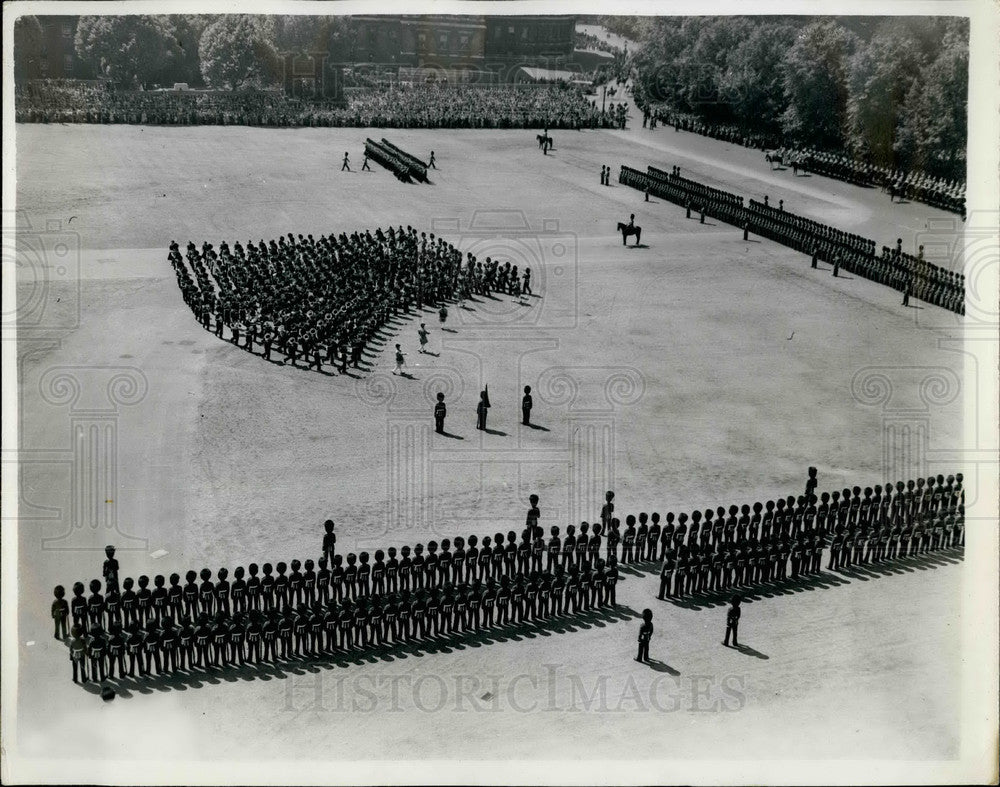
<box><xmin>645</xmin><ymin>659</ymin><xmax>680</xmax><ymax>675</ymax></box>
<box><xmin>732</xmin><ymin>644</ymin><xmax>768</xmax><ymax>660</ymax></box>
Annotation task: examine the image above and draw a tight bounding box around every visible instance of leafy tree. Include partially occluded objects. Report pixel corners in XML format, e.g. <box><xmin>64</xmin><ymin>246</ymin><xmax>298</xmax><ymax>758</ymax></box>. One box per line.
<box><xmin>74</xmin><ymin>16</ymin><xmax>179</xmax><ymax>88</ymax></box>
<box><xmin>165</xmin><ymin>15</ymin><xmax>215</xmax><ymax>85</ymax></box>
<box><xmin>199</xmin><ymin>15</ymin><xmax>279</xmax><ymax>91</ymax></box>
<box><xmin>720</xmin><ymin>23</ymin><xmax>797</xmax><ymax>132</ymax></box>
<box><xmin>895</xmin><ymin>19</ymin><xmax>968</xmax><ymax>178</ymax></box>
<box><xmin>845</xmin><ymin>19</ymin><xmax>925</xmax><ymax>165</ymax></box>
<box><xmin>780</xmin><ymin>21</ymin><xmax>857</xmax><ymax>148</ymax></box>
<box><xmin>13</xmin><ymin>15</ymin><xmax>44</xmax><ymax>83</ymax></box>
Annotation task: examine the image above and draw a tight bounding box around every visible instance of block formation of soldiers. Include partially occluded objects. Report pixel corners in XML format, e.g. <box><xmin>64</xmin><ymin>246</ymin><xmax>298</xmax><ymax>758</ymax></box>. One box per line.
<box><xmin>619</xmin><ymin>165</ymin><xmax>965</xmax><ymax>315</ymax></box>
<box><xmin>635</xmin><ymin>104</ymin><xmax>965</xmax><ymax>217</ymax></box>
<box><xmin>167</xmin><ymin>226</ymin><xmax>534</xmax><ymax>373</ymax></box>
<box><xmin>58</xmin><ymin>502</ymin><xmax>626</xmax><ymax>687</ymax></box>
<box><xmin>641</xmin><ymin>474</ymin><xmax>965</xmax><ymax>601</ymax></box>
<box><xmin>15</xmin><ymin>81</ymin><xmax>619</xmax><ymax>131</ymax></box>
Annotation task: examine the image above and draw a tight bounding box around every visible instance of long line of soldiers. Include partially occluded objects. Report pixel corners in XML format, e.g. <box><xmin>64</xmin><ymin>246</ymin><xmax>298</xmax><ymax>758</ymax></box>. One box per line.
<box><xmin>16</xmin><ymin>81</ymin><xmax>617</xmax><ymax>130</ymax></box>
<box><xmin>638</xmin><ymin>105</ymin><xmax>966</xmax><ymax>217</ymax></box>
<box><xmin>168</xmin><ymin>227</ymin><xmax>531</xmax><ymax>372</ymax></box>
<box><xmin>55</xmin><ymin>470</ymin><xmax>963</xmax><ymax>687</ymax></box>
<box><xmin>57</xmin><ymin>505</ymin><xmax>623</xmax><ymax>686</ymax></box>
<box><xmin>637</xmin><ymin>475</ymin><xmax>965</xmax><ymax>600</ymax></box>
<box><xmin>619</xmin><ymin>165</ymin><xmax>965</xmax><ymax>315</ymax></box>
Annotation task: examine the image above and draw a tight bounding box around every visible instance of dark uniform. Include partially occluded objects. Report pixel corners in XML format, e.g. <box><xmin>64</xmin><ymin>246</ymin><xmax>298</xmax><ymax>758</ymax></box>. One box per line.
<box><xmin>723</xmin><ymin>596</ymin><xmax>741</xmax><ymax>647</ymax></box>
<box><xmin>636</xmin><ymin>609</ymin><xmax>653</xmax><ymax>662</ymax></box>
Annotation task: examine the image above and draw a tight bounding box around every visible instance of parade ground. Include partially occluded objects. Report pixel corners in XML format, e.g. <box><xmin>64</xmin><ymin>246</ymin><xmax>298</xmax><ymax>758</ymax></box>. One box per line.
<box><xmin>12</xmin><ymin>121</ymin><xmax>972</xmax><ymax>771</ymax></box>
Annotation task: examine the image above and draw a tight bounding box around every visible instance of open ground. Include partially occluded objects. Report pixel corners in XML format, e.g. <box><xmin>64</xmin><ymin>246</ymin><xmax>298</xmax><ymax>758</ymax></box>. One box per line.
<box><xmin>12</xmin><ymin>120</ymin><xmax>969</xmax><ymax>768</ymax></box>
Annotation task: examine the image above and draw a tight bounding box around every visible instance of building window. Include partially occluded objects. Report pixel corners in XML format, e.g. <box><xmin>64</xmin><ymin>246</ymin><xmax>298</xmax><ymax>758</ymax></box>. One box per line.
<box><xmin>508</xmin><ymin>26</ymin><xmax>514</xmax><ymax>34</ymax></box>
<box><xmin>62</xmin><ymin>22</ymin><xmax>72</xmax><ymax>38</ymax></box>
<box><xmin>64</xmin><ymin>53</ymin><xmax>73</xmax><ymax>70</ymax></box>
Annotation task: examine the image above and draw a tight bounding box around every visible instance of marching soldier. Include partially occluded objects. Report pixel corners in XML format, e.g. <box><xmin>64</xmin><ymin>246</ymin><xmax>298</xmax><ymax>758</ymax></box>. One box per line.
<box><xmin>522</xmin><ymin>386</ymin><xmax>533</xmax><ymax>425</ymax></box>
<box><xmin>636</xmin><ymin>609</ymin><xmax>653</xmax><ymax>663</ymax></box>
<box><xmin>476</xmin><ymin>387</ymin><xmax>491</xmax><ymax>430</ymax></box>
<box><xmin>723</xmin><ymin>595</ymin><xmax>741</xmax><ymax>647</ymax></box>
<box><xmin>434</xmin><ymin>392</ymin><xmax>447</xmax><ymax>434</ymax></box>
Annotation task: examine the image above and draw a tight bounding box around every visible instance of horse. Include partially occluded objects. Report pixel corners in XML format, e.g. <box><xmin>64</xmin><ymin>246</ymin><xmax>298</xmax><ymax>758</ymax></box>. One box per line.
<box><xmin>537</xmin><ymin>132</ymin><xmax>553</xmax><ymax>149</ymax></box>
<box><xmin>617</xmin><ymin>222</ymin><xmax>641</xmax><ymax>246</ymax></box>
<box><xmin>765</xmin><ymin>151</ymin><xmax>783</xmax><ymax>169</ymax></box>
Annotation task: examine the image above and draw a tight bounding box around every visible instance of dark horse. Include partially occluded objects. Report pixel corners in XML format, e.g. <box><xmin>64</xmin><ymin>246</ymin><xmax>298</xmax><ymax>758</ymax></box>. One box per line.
<box><xmin>618</xmin><ymin>222</ymin><xmax>641</xmax><ymax>246</ymax></box>
<box><xmin>765</xmin><ymin>151</ymin><xmax>783</xmax><ymax>168</ymax></box>
<box><xmin>537</xmin><ymin>132</ymin><xmax>553</xmax><ymax>149</ymax></box>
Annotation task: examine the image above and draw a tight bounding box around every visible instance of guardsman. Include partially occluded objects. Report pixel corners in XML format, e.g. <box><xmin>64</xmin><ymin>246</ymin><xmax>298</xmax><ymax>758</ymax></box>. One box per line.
<box><xmin>463</xmin><ymin>535</ymin><xmax>477</xmax><ymax>584</ymax></box>
<box><xmin>322</xmin><ymin>520</ymin><xmax>337</xmax><ymax>566</ymax></box>
<box><xmin>429</xmin><ymin>151</ymin><xmax>437</xmax><ymax>169</ymax></box>
<box><xmin>636</xmin><ymin>609</ymin><xmax>653</xmax><ymax>662</ymax></box>
<box><xmin>142</xmin><ymin>619</ymin><xmax>161</xmax><ymax>676</ymax></box>
<box><xmin>288</xmin><ymin>561</ymin><xmax>303</xmax><ymax>608</ymax></box>
<box><xmin>371</xmin><ymin>550</ymin><xmax>386</xmax><ymax>597</ymax></box>
<box><xmin>606</xmin><ymin>518</ymin><xmax>621</xmax><ymax>563</ymax></box>
<box><xmin>70</xmin><ymin>625</ymin><xmax>89</xmax><ymax>683</ymax></box>
<box><xmin>657</xmin><ymin>549</ymin><xmax>674</xmax><ymax>600</ymax></box>
<box><xmin>393</xmin><ymin>344</ymin><xmax>406</xmax><ymax>376</ymax></box>
<box><xmin>622</xmin><ymin>515</ymin><xmax>637</xmax><ymax>563</ymax></box>
<box><xmin>522</xmin><ymin>386</ymin><xmax>533</xmax><ymax>425</ymax></box>
<box><xmin>343</xmin><ymin>553</ymin><xmax>358</xmax><ymax>601</ymax></box>
<box><xmin>302</xmin><ymin>559</ymin><xmax>317</xmax><ymax>605</ymax></box>
<box><xmin>398</xmin><ymin>546</ymin><xmax>412</xmax><ymax>593</ymax></box>
<box><xmin>199</xmin><ymin>568</ymin><xmax>216</xmax><ymax>617</ymax></box>
<box><xmin>53</xmin><ymin>585</ymin><xmax>69</xmax><ymax>640</ymax></box>
<box><xmin>315</xmin><ymin>558</ymin><xmax>331</xmax><ymax>606</ymax></box>
<box><xmin>358</xmin><ymin>552</ymin><xmax>372</xmax><ymax>598</ymax></box>
<box><xmin>261</xmin><ymin>563</ymin><xmax>277</xmax><ymax>612</ymax></box>
<box><xmin>806</xmin><ymin>466</ymin><xmax>818</xmax><ymax>499</ymax></box>
<box><xmin>385</xmin><ymin>548</ymin><xmax>399</xmax><ymax>594</ymax></box>
<box><xmin>212</xmin><ymin>612</ymin><xmax>229</xmax><ymax>667</ymax></box>
<box><xmin>150</xmin><ymin>574</ymin><xmax>168</xmax><ymax>623</ymax></box>
<box><xmin>605</xmin><ymin>555</ymin><xmax>619</xmax><ymax>606</ymax></box>
<box><xmin>103</xmin><ymin>545</ymin><xmax>120</xmax><ymax>595</ymax></box>
<box><xmin>330</xmin><ymin>554</ymin><xmax>346</xmax><ymax>601</ymax></box>
<box><xmin>434</xmin><ymin>392</ymin><xmax>447</xmax><ymax>434</ymax></box>
<box><xmin>341</xmin><ymin>151</ymin><xmax>350</xmax><ymax>171</ymax></box>
<box><xmin>86</xmin><ymin>624</ymin><xmax>108</xmax><ymax>683</ymax></box>
<box><xmin>476</xmin><ymin>388</ymin><xmax>490</xmax><ymax>430</ymax></box>
<box><xmin>181</xmin><ymin>570</ymin><xmax>199</xmax><ymax>619</ymax></box>
<box><xmin>229</xmin><ymin>612</ymin><xmax>246</xmax><ymax>667</ymax></box>
<box><xmin>245</xmin><ymin>612</ymin><xmax>262</xmax><ymax>665</ymax></box>
<box><xmin>723</xmin><ymin>595</ymin><xmax>741</xmax><ymax>647</ymax></box>
<box><xmin>87</xmin><ymin>579</ymin><xmax>105</xmax><ymax>631</ymax></box>
<box><xmin>246</xmin><ymin>563</ymin><xmax>262</xmax><ymax>612</ymax></box>
<box><xmin>361</xmin><ymin>152</ymin><xmax>371</xmax><ymax>171</ymax></box>
<box><xmin>648</xmin><ymin>514</ymin><xmax>662</xmax><ymax>562</ymax></box>
<box><xmin>261</xmin><ymin>610</ymin><xmax>279</xmax><ymax>662</ymax></box>
<box><xmin>601</xmin><ymin>491</ymin><xmax>615</xmax><ymax>532</ymax></box>
<box><xmin>636</xmin><ymin>513</ymin><xmax>649</xmax><ymax>562</ymax></box>
<box><xmin>418</xmin><ymin>323</ymin><xmax>429</xmax><ymax>354</ymax></box>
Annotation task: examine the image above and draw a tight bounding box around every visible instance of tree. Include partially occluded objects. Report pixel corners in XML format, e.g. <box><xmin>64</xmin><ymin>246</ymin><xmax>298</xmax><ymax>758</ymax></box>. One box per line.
<box><xmin>845</xmin><ymin>19</ymin><xmax>925</xmax><ymax>166</ymax></box>
<box><xmin>13</xmin><ymin>15</ymin><xmax>44</xmax><ymax>84</ymax></box>
<box><xmin>199</xmin><ymin>15</ymin><xmax>279</xmax><ymax>91</ymax></box>
<box><xmin>780</xmin><ymin>21</ymin><xmax>857</xmax><ymax>148</ymax></box>
<box><xmin>165</xmin><ymin>15</ymin><xmax>215</xmax><ymax>85</ymax></box>
<box><xmin>895</xmin><ymin>19</ymin><xmax>968</xmax><ymax>178</ymax></box>
<box><xmin>74</xmin><ymin>16</ymin><xmax>179</xmax><ymax>88</ymax></box>
<box><xmin>720</xmin><ymin>22</ymin><xmax>797</xmax><ymax>132</ymax></box>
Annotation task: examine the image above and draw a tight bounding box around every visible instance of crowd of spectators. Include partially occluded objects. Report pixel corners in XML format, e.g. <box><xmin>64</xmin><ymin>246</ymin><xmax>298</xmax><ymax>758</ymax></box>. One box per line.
<box><xmin>16</xmin><ymin>80</ymin><xmax>618</xmax><ymax>130</ymax></box>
